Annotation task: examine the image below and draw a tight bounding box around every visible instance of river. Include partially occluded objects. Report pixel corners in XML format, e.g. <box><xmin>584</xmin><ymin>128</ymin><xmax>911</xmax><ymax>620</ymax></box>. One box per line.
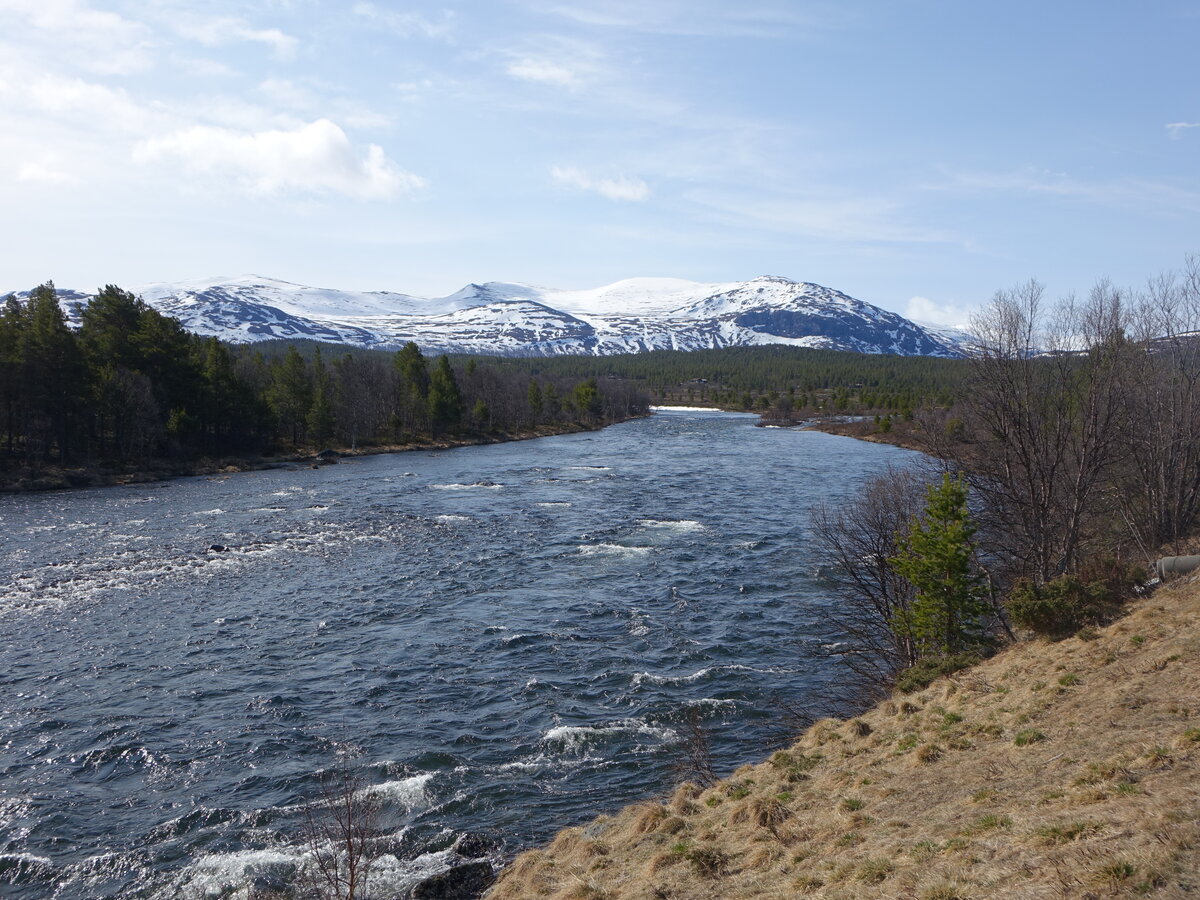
<box><xmin>0</xmin><ymin>409</ymin><xmax>923</xmax><ymax>898</ymax></box>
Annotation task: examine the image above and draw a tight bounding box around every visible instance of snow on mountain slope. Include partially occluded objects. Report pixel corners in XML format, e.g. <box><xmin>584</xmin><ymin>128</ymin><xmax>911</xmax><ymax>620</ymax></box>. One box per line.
<box><xmin>8</xmin><ymin>275</ymin><xmax>970</xmax><ymax>358</ymax></box>
<box><xmin>138</xmin><ymin>275</ymin><xmax>434</xmax><ymax>318</ymax></box>
<box><xmin>549</xmin><ymin>277</ymin><xmax>739</xmax><ymax>317</ymax></box>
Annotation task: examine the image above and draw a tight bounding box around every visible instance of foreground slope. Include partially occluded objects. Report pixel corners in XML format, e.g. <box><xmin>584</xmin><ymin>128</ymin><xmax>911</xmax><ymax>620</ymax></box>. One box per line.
<box><xmin>489</xmin><ymin>579</ymin><xmax>1200</xmax><ymax>899</ymax></box>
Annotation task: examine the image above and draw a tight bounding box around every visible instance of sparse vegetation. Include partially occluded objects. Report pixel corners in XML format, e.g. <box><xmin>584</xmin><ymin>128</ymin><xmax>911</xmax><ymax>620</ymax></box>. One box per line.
<box><xmin>895</xmin><ymin>653</ymin><xmax>980</xmax><ymax>694</ymax></box>
<box><xmin>1013</xmin><ymin>728</ymin><xmax>1046</xmax><ymax>746</ymax></box>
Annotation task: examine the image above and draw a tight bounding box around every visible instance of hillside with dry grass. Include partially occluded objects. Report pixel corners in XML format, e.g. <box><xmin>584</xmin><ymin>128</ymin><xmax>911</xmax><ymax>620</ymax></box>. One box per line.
<box><xmin>488</xmin><ymin>577</ymin><xmax>1200</xmax><ymax>900</ymax></box>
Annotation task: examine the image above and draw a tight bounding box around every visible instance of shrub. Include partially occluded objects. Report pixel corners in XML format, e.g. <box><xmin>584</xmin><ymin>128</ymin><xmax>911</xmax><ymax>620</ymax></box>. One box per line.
<box><xmin>916</xmin><ymin>743</ymin><xmax>944</xmax><ymax>764</ymax></box>
<box><xmin>1006</xmin><ymin>558</ymin><xmax>1145</xmax><ymax>640</ymax></box>
<box><xmin>895</xmin><ymin>652</ymin><xmax>981</xmax><ymax>693</ymax></box>
<box><xmin>856</xmin><ymin>858</ymin><xmax>894</xmax><ymax>883</ymax></box>
<box><xmin>685</xmin><ymin>846</ymin><xmax>728</xmax><ymax>878</ymax></box>
<box><xmin>1013</xmin><ymin>728</ymin><xmax>1046</xmax><ymax>746</ymax></box>
<box><xmin>922</xmin><ymin>885</ymin><xmax>971</xmax><ymax>900</ymax></box>
<box><xmin>1035</xmin><ymin>821</ymin><xmax>1103</xmax><ymax>845</ymax></box>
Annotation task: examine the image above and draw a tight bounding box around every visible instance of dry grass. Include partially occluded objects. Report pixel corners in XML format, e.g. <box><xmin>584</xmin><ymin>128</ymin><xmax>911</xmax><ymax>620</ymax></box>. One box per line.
<box><xmin>487</xmin><ymin>577</ymin><xmax>1200</xmax><ymax>899</ymax></box>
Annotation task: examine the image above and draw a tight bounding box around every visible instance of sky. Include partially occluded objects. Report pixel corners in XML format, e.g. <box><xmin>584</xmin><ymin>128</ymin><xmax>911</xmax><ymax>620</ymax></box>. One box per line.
<box><xmin>1</xmin><ymin>0</ymin><xmax>1198</xmax><ymax>326</ymax></box>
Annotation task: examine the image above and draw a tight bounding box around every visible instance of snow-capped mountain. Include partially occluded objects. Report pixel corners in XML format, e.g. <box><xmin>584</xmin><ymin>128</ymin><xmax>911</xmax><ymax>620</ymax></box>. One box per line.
<box><xmin>16</xmin><ymin>275</ymin><xmax>968</xmax><ymax>358</ymax></box>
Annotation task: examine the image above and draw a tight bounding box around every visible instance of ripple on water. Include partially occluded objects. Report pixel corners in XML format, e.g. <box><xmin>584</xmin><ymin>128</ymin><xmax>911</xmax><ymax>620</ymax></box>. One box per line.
<box><xmin>0</xmin><ymin>410</ymin><xmax>925</xmax><ymax>899</ymax></box>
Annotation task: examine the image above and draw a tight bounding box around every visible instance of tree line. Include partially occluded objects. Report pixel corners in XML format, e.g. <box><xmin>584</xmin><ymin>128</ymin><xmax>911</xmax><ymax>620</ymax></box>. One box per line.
<box><xmin>475</xmin><ymin>345</ymin><xmax>968</xmax><ymax>413</ymax></box>
<box><xmin>0</xmin><ymin>283</ymin><xmax>650</xmax><ymax>476</ymax></box>
<box><xmin>814</xmin><ymin>256</ymin><xmax>1200</xmax><ymax>697</ymax></box>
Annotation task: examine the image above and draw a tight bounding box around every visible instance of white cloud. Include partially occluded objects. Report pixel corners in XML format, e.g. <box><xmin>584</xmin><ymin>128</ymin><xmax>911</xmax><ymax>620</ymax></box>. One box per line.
<box><xmin>938</xmin><ymin>167</ymin><xmax>1200</xmax><ymax>214</ymax></box>
<box><xmin>508</xmin><ymin>58</ymin><xmax>583</xmax><ymax>88</ymax></box>
<box><xmin>551</xmin><ymin>165</ymin><xmax>649</xmax><ymax>201</ymax></box>
<box><xmin>687</xmin><ymin>187</ymin><xmax>954</xmax><ymax>244</ymax></box>
<box><xmin>352</xmin><ymin>3</ymin><xmax>454</xmax><ymax>40</ymax></box>
<box><xmin>0</xmin><ymin>0</ymin><xmax>154</xmax><ymax>73</ymax></box>
<box><xmin>1166</xmin><ymin>121</ymin><xmax>1200</xmax><ymax>139</ymax></box>
<box><xmin>501</xmin><ymin>36</ymin><xmax>605</xmax><ymax>90</ymax></box>
<box><xmin>904</xmin><ymin>295</ymin><xmax>975</xmax><ymax>329</ymax></box>
<box><xmin>528</xmin><ymin>0</ymin><xmax>848</xmax><ymax>38</ymax></box>
<box><xmin>257</xmin><ymin>78</ymin><xmax>318</xmax><ymax>110</ymax></box>
<box><xmin>256</xmin><ymin>78</ymin><xmax>392</xmax><ymax>130</ymax></box>
<box><xmin>134</xmin><ymin>118</ymin><xmax>426</xmax><ymax>200</ymax></box>
<box><xmin>175</xmin><ymin>16</ymin><xmax>298</xmax><ymax>60</ymax></box>
<box><xmin>0</xmin><ymin>71</ymin><xmax>151</xmax><ymax>132</ymax></box>
<box><xmin>16</xmin><ymin>160</ymin><xmax>76</xmax><ymax>185</ymax></box>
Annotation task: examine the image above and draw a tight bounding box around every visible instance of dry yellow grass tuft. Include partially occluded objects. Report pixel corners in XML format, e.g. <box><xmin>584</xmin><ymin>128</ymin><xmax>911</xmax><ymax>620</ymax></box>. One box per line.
<box><xmin>487</xmin><ymin>577</ymin><xmax>1200</xmax><ymax>899</ymax></box>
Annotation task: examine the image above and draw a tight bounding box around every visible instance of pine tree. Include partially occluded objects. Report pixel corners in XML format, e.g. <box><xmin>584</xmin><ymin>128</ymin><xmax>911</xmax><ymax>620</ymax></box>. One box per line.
<box><xmin>427</xmin><ymin>355</ymin><xmax>463</xmax><ymax>435</ymax></box>
<box><xmin>890</xmin><ymin>474</ymin><xmax>989</xmax><ymax>657</ymax></box>
<box><xmin>307</xmin><ymin>347</ymin><xmax>335</xmax><ymax>446</ymax></box>
<box><xmin>572</xmin><ymin>378</ymin><xmax>602</xmax><ymax>421</ymax></box>
<box><xmin>527</xmin><ymin>380</ymin><xmax>543</xmax><ymax>422</ymax></box>
<box><xmin>269</xmin><ymin>345</ymin><xmax>312</xmax><ymax>446</ymax></box>
<box><xmin>0</xmin><ymin>295</ymin><xmax>28</xmax><ymax>457</ymax></box>
<box><xmin>394</xmin><ymin>341</ymin><xmax>430</xmax><ymax>434</ymax></box>
<box><xmin>24</xmin><ymin>283</ymin><xmax>83</xmax><ymax>462</ymax></box>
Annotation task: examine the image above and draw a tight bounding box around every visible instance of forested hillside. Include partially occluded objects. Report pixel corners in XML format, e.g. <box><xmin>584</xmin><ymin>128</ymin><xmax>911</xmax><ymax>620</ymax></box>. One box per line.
<box><xmin>467</xmin><ymin>345</ymin><xmax>968</xmax><ymax>413</ymax></box>
<box><xmin>0</xmin><ymin>283</ymin><xmax>649</xmax><ymax>484</ymax></box>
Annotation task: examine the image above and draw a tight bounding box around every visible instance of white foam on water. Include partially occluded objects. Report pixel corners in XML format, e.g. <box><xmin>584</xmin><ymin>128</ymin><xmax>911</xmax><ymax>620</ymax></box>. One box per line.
<box><xmin>194</xmin><ymin>509</ymin><xmax>224</xmax><ymax>516</ymax></box>
<box><xmin>0</xmin><ymin>519</ymin><xmax>414</xmax><ymax>618</ymax></box>
<box><xmin>429</xmin><ymin>482</ymin><xmax>502</xmax><ymax>490</ymax></box>
<box><xmin>685</xmin><ymin>697</ymin><xmax>738</xmax><ymax>710</ymax></box>
<box><xmin>361</xmin><ymin>772</ymin><xmax>434</xmax><ymax>808</ymax></box>
<box><xmin>157</xmin><ymin>832</ymin><xmax>465</xmax><ymax>900</ymax></box>
<box><xmin>577</xmin><ymin>543</ymin><xmax>653</xmax><ymax>558</ymax></box>
<box><xmin>154</xmin><ymin>847</ymin><xmax>299</xmax><ymax>900</ymax></box>
<box><xmin>631</xmin><ymin>664</ymin><xmax>792</xmax><ymax>688</ymax></box>
<box><xmin>0</xmin><ymin>851</ymin><xmax>53</xmax><ymax>870</ymax></box>
<box><xmin>542</xmin><ymin>718</ymin><xmax>677</xmax><ymax>753</ymax></box>
<box><xmin>494</xmin><ymin>752</ymin><xmax>600</xmax><ymax>773</ymax></box>
<box><xmin>638</xmin><ymin>519</ymin><xmax>705</xmax><ymax>532</ymax></box>
<box><xmin>536</xmin><ymin>501</ymin><xmax>571</xmax><ymax>507</ymax></box>
<box><xmin>435</xmin><ymin>515</ymin><xmax>471</xmax><ymax>523</ymax></box>
<box><xmin>628</xmin><ymin>610</ymin><xmax>651</xmax><ymax>637</ymax></box>
<box><xmin>566</xmin><ymin>466</ymin><xmax>611</xmax><ymax>471</ymax></box>
<box><xmin>362</xmin><ymin>849</ymin><xmax>457</xmax><ymax>898</ymax></box>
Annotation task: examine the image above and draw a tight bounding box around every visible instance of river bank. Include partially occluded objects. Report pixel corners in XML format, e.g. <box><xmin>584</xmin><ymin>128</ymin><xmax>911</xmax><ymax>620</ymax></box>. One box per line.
<box><xmin>801</xmin><ymin>416</ymin><xmax>931</xmax><ymax>453</ymax></box>
<box><xmin>488</xmin><ymin>573</ymin><xmax>1200</xmax><ymax>899</ymax></box>
<box><xmin>0</xmin><ymin>418</ymin><xmax>641</xmax><ymax>493</ymax></box>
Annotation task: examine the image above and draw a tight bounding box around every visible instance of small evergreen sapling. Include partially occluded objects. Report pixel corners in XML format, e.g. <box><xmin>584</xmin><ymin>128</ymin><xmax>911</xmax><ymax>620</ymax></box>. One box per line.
<box><xmin>890</xmin><ymin>474</ymin><xmax>990</xmax><ymax>658</ymax></box>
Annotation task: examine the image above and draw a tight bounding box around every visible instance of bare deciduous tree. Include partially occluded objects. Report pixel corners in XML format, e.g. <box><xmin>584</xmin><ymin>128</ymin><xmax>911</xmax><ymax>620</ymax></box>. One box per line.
<box><xmin>1118</xmin><ymin>257</ymin><xmax>1200</xmax><ymax>553</ymax></box>
<box><xmin>964</xmin><ymin>279</ymin><xmax>1132</xmax><ymax>581</ymax></box>
<box><xmin>810</xmin><ymin>466</ymin><xmax>928</xmax><ymax>691</ymax></box>
<box><xmin>672</xmin><ymin>707</ymin><xmax>718</xmax><ymax>789</ymax></box>
<box><xmin>298</xmin><ymin>759</ymin><xmax>383</xmax><ymax>900</ymax></box>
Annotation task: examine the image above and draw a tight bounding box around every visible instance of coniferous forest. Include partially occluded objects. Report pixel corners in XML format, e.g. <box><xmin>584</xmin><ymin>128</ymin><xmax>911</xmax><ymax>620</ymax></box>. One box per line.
<box><xmin>0</xmin><ymin>283</ymin><xmax>650</xmax><ymax>484</ymax></box>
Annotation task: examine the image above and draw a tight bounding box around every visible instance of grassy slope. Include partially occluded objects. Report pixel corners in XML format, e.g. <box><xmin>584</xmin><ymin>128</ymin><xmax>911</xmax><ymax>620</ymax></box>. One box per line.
<box><xmin>489</xmin><ymin>579</ymin><xmax>1200</xmax><ymax>899</ymax></box>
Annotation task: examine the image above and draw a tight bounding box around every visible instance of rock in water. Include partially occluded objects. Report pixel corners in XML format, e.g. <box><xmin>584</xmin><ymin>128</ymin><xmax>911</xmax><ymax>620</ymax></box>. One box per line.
<box><xmin>452</xmin><ymin>832</ymin><xmax>499</xmax><ymax>858</ymax></box>
<box><xmin>410</xmin><ymin>860</ymin><xmax>494</xmax><ymax>899</ymax></box>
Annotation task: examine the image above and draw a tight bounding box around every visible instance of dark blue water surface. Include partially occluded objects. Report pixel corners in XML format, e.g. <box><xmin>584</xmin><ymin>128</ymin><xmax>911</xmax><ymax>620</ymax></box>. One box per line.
<box><xmin>0</xmin><ymin>409</ymin><xmax>922</xmax><ymax>898</ymax></box>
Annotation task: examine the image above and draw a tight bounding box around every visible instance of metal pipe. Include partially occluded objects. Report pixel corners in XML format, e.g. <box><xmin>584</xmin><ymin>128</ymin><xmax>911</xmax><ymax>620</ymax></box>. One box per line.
<box><xmin>1155</xmin><ymin>555</ymin><xmax>1200</xmax><ymax>580</ymax></box>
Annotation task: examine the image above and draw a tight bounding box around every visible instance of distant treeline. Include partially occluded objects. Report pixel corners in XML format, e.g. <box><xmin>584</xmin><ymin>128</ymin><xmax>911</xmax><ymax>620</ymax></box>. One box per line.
<box><xmin>468</xmin><ymin>345</ymin><xmax>969</xmax><ymax>413</ymax></box>
<box><xmin>0</xmin><ymin>283</ymin><xmax>650</xmax><ymax>474</ymax></box>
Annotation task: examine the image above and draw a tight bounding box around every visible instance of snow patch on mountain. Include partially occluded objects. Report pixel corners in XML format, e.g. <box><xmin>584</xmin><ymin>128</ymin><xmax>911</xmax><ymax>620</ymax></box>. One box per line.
<box><xmin>7</xmin><ymin>275</ymin><xmax>970</xmax><ymax>358</ymax></box>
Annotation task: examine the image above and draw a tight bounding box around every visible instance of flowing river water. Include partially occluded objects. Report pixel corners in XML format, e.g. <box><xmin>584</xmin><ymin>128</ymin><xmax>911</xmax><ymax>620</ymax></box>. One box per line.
<box><xmin>0</xmin><ymin>409</ymin><xmax>922</xmax><ymax>898</ymax></box>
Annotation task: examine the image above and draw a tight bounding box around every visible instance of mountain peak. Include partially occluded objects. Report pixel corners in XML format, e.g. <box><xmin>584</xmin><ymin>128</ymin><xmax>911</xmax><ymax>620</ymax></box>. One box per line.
<box><xmin>18</xmin><ymin>274</ymin><xmax>969</xmax><ymax>358</ymax></box>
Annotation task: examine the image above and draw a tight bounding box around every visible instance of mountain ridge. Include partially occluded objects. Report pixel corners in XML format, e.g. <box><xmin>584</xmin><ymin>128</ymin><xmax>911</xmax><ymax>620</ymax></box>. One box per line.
<box><xmin>11</xmin><ymin>275</ymin><xmax>968</xmax><ymax>358</ymax></box>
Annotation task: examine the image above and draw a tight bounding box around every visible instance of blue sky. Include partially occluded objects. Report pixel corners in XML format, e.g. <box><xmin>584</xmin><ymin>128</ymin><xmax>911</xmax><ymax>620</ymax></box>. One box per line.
<box><xmin>1</xmin><ymin>0</ymin><xmax>1197</xmax><ymax>324</ymax></box>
